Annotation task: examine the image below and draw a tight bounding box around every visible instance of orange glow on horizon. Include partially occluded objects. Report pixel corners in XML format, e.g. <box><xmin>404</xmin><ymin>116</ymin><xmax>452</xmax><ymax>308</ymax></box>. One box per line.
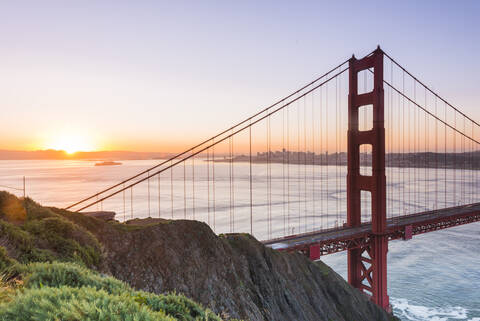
<box><xmin>42</xmin><ymin>132</ymin><xmax>98</xmax><ymax>154</ymax></box>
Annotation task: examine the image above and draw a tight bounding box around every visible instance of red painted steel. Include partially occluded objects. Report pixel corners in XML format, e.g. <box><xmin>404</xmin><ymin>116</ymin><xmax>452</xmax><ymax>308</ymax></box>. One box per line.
<box><xmin>309</xmin><ymin>244</ymin><xmax>321</xmax><ymax>261</ymax></box>
<box><xmin>404</xmin><ymin>225</ymin><xmax>413</xmax><ymax>240</ymax></box>
<box><xmin>347</xmin><ymin>47</ymin><xmax>389</xmax><ymax>310</ymax></box>
<box><xmin>267</xmin><ymin>206</ymin><xmax>480</xmax><ymax>255</ymax></box>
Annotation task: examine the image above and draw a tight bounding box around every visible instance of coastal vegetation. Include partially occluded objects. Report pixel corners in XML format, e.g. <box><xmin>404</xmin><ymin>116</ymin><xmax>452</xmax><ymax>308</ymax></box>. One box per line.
<box><xmin>0</xmin><ymin>261</ymin><xmax>221</xmax><ymax>321</ymax></box>
<box><xmin>0</xmin><ymin>191</ymin><xmax>221</xmax><ymax>320</ymax></box>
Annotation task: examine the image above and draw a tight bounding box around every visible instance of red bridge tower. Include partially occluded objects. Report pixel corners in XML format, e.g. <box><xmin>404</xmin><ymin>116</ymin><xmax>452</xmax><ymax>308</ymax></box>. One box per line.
<box><xmin>347</xmin><ymin>47</ymin><xmax>390</xmax><ymax>311</ymax></box>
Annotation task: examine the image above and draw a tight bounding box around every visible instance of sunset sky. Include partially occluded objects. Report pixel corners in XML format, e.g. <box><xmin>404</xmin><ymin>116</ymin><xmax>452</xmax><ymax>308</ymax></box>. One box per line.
<box><xmin>1</xmin><ymin>1</ymin><xmax>479</xmax><ymax>153</ymax></box>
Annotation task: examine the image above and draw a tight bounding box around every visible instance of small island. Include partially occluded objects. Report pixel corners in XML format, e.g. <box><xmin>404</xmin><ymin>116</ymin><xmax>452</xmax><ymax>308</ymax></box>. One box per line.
<box><xmin>94</xmin><ymin>161</ymin><xmax>122</xmax><ymax>166</ymax></box>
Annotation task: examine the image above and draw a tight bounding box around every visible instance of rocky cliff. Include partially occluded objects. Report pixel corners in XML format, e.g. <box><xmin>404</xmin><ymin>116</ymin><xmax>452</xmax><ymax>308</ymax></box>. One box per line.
<box><xmin>1</xmin><ymin>193</ymin><xmax>398</xmax><ymax>320</ymax></box>
<box><xmin>57</xmin><ymin>212</ymin><xmax>397</xmax><ymax>320</ymax></box>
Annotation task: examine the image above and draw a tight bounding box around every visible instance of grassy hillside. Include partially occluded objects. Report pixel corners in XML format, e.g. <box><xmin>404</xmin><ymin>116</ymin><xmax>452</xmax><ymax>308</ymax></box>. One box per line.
<box><xmin>0</xmin><ymin>191</ymin><xmax>223</xmax><ymax>321</ymax></box>
<box><xmin>0</xmin><ymin>261</ymin><xmax>221</xmax><ymax>321</ymax></box>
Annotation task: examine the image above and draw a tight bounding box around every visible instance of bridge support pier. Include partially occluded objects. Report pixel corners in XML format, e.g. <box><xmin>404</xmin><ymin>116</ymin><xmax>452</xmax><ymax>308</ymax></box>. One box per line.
<box><xmin>347</xmin><ymin>47</ymin><xmax>390</xmax><ymax>311</ymax></box>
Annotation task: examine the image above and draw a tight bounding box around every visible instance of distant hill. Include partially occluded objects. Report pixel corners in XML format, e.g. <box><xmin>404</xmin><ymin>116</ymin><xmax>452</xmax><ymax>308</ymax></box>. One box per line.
<box><xmin>0</xmin><ymin>149</ymin><xmax>173</xmax><ymax>160</ymax></box>
<box><xmin>222</xmin><ymin>149</ymin><xmax>480</xmax><ymax>170</ymax></box>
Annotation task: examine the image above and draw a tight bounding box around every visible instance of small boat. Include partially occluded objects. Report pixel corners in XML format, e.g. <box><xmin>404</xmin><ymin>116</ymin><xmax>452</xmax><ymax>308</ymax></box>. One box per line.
<box><xmin>94</xmin><ymin>161</ymin><xmax>122</xmax><ymax>166</ymax></box>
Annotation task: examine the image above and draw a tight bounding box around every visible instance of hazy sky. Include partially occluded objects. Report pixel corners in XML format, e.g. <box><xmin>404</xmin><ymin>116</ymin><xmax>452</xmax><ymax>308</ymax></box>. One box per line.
<box><xmin>1</xmin><ymin>1</ymin><xmax>479</xmax><ymax>152</ymax></box>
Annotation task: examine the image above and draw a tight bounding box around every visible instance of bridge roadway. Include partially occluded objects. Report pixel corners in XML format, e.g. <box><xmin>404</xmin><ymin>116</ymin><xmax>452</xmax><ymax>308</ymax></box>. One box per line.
<box><xmin>263</xmin><ymin>202</ymin><xmax>480</xmax><ymax>258</ymax></box>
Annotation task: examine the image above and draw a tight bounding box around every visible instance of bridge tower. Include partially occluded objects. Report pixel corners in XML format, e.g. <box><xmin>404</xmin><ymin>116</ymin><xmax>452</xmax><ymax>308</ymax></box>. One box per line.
<box><xmin>347</xmin><ymin>47</ymin><xmax>390</xmax><ymax>311</ymax></box>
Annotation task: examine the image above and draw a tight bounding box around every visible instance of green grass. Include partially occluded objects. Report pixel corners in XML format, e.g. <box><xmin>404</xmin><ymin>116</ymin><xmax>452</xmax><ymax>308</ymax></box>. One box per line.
<box><xmin>0</xmin><ymin>286</ymin><xmax>175</xmax><ymax>321</ymax></box>
<box><xmin>133</xmin><ymin>291</ymin><xmax>221</xmax><ymax>321</ymax></box>
<box><xmin>23</xmin><ymin>216</ymin><xmax>101</xmax><ymax>266</ymax></box>
<box><xmin>0</xmin><ymin>261</ymin><xmax>222</xmax><ymax>321</ymax></box>
<box><xmin>11</xmin><ymin>261</ymin><xmax>129</xmax><ymax>294</ymax></box>
<box><xmin>0</xmin><ymin>192</ymin><xmax>101</xmax><ymax>268</ymax></box>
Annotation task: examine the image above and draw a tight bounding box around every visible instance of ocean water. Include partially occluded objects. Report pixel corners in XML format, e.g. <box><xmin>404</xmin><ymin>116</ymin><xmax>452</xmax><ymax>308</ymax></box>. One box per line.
<box><xmin>322</xmin><ymin>224</ymin><xmax>480</xmax><ymax>320</ymax></box>
<box><xmin>1</xmin><ymin>159</ymin><xmax>479</xmax><ymax>320</ymax></box>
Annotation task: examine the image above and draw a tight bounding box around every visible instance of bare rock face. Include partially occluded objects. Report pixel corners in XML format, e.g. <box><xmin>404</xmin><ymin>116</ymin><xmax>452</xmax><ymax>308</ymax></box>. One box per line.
<box><xmin>87</xmin><ymin>219</ymin><xmax>396</xmax><ymax>321</ymax></box>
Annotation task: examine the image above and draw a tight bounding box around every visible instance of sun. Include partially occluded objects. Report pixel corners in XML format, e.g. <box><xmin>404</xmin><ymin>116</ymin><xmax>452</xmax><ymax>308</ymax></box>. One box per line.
<box><xmin>46</xmin><ymin>133</ymin><xmax>95</xmax><ymax>154</ymax></box>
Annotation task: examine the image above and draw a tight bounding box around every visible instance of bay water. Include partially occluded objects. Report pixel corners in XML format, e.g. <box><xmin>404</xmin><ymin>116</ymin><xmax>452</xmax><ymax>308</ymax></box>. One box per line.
<box><xmin>1</xmin><ymin>159</ymin><xmax>479</xmax><ymax>320</ymax></box>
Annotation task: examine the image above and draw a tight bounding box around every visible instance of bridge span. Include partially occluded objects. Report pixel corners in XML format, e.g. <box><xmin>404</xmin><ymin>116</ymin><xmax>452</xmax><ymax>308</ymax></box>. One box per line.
<box><xmin>263</xmin><ymin>203</ymin><xmax>480</xmax><ymax>258</ymax></box>
<box><xmin>67</xmin><ymin>46</ymin><xmax>480</xmax><ymax>312</ymax></box>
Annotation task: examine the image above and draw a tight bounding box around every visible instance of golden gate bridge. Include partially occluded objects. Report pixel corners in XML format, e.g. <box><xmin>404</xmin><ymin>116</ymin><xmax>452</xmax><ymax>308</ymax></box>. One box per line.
<box><xmin>65</xmin><ymin>47</ymin><xmax>480</xmax><ymax>312</ymax></box>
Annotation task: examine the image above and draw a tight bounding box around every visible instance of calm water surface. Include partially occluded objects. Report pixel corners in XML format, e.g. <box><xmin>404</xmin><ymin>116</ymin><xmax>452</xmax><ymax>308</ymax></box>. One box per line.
<box><xmin>1</xmin><ymin>160</ymin><xmax>479</xmax><ymax>321</ymax></box>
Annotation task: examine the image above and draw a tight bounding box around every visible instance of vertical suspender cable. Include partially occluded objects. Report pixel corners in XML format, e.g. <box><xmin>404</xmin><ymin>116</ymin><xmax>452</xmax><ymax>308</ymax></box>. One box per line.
<box><xmin>148</xmin><ymin>171</ymin><xmax>151</xmax><ymax>217</ymax></box>
<box><xmin>336</xmin><ymin>73</ymin><xmax>339</xmax><ymax>226</ymax></box>
<box><xmin>282</xmin><ymin>107</ymin><xmax>286</xmax><ymax>236</ymax></box>
<box><xmin>319</xmin><ymin>84</ymin><xmax>323</xmax><ymax>230</ymax></box>
<box><xmin>183</xmin><ymin>161</ymin><xmax>186</xmax><ymax>219</ymax></box>
<box><xmin>339</xmin><ymin>72</ymin><xmax>343</xmax><ymax>224</ymax></box>
<box><xmin>445</xmin><ymin>102</ymin><xmax>447</xmax><ymax>207</ymax></box>
<box><xmin>312</xmin><ymin>90</ymin><xmax>315</xmax><ymax>230</ymax></box>
<box><xmin>390</xmin><ymin>60</ymin><xmax>394</xmax><ymax>216</ymax></box>
<box><xmin>452</xmin><ymin>110</ymin><xmax>458</xmax><ymax>206</ymax></box>
<box><xmin>397</xmin><ymin>77</ymin><xmax>401</xmax><ymax>217</ymax></box>
<box><xmin>414</xmin><ymin>80</ymin><xmax>417</xmax><ymax>209</ymax></box>
<box><xmin>325</xmin><ymin>82</ymin><xmax>330</xmax><ymax>228</ymax></box>
<box><xmin>423</xmin><ymin>88</ymin><xmax>430</xmax><ymax>211</ymax></box>
<box><xmin>229</xmin><ymin>136</ymin><xmax>232</xmax><ymax>232</ymax></box>
<box><xmin>249</xmin><ymin>122</ymin><xmax>253</xmax><ymax>235</ymax></box>
<box><xmin>304</xmin><ymin>95</ymin><xmax>307</xmax><ymax>231</ymax></box>
<box><xmin>297</xmin><ymin>99</ymin><xmax>301</xmax><ymax>232</ymax></box>
<box><xmin>435</xmin><ymin>96</ymin><xmax>438</xmax><ymax>210</ymax></box>
<box><xmin>158</xmin><ymin>173</ymin><xmax>161</xmax><ymax>218</ymax></box>
<box><xmin>287</xmin><ymin>102</ymin><xmax>290</xmax><ymax>234</ymax></box>
<box><xmin>192</xmin><ymin>153</ymin><xmax>195</xmax><ymax>220</ymax></box>
<box><xmin>402</xmin><ymin>71</ymin><xmax>405</xmax><ymax>217</ymax></box>
<box><xmin>171</xmin><ymin>161</ymin><xmax>174</xmax><ymax>218</ymax></box>
<box><xmin>462</xmin><ymin>117</ymin><xmax>464</xmax><ymax>203</ymax></box>
<box><xmin>232</xmin><ymin>132</ymin><xmax>235</xmax><ymax>232</ymax></box>
<box><xmin>471</xmin><ymin>122</ymin><xmax>474</xmax><ymax>204</ymax></box>
<box><xmin>473</xmin><ymin>122</ymin><xmax>476</xmax><ymax>204</ymax></box>
<box><xmin>130</xmin><ymin>187</ymin><xmax>133</xmax><ymax>219</ymax></box>
<box><xmin>207</xmin><ymin>148</ymin><xmax>210</xmax><ymax>225</ymax></box>
<box><xmin>406</xmin><ymin>79</ymin><xmax>409</xmax><ymax>210</ymax></box>
<box><xmin>212</xmin><ymin>139</ymin><xmax>216</xmax><ymax>232</ymax></box>
<box><xmin>268</xmin><ymin>112</ymin><xmax>271</xmax><ymax>238</ymax></box>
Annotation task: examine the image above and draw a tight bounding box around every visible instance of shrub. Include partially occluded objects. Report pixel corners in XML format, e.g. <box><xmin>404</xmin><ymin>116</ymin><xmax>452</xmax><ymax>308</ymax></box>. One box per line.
<box><xmin>0</xmin><ymin>246</ymin><xmax>14</xmax><ymax>272</ymax></box>
<box><xmin>0</xmin><ymin>194</ymin><xmax>102</xmax><ymax>267</ymax></box>
<box><xmin>0</xmin><ymin>286</ymin><xmax>175</xmax><ymax>321</ymax></box>
<box><xmin>14</xmin><ymin>262</ymin><xmax>222</xmax><ymax>320</ymax></box>
<box><xmin>23</xmin><ymin>216</ymin><xmax>101</xmax><ymax>267</ymax></box>
<box><xmin>138</xmin><ymin>291</ymin><xmax>222</xmax><ymax>321</ymax></box>
<box><xmin>23</xmin><ymin>198</ymin><xmax>57</xmax><ymax>221</ymax></box>
<box><xmin>17</xmin><ymin>262</ymin><xmax>128</xmax><ymax>294</ymax></box>
<box><xmin>0</xmin><ymin>262</ymin><xmax>224</xmax><ymax>321</ymax></box>
<box><xmin>0</xmin><ymin>220</ymin><xmax>34</xmax><ymax>253</ymax></box>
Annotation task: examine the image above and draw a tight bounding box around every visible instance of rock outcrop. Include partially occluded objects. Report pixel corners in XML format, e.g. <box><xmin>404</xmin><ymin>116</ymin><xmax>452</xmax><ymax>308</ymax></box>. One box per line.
<box><xmin>86</xmin><ymin>218</ymin><xmax>397</xmax><ymax>321</ymax></box>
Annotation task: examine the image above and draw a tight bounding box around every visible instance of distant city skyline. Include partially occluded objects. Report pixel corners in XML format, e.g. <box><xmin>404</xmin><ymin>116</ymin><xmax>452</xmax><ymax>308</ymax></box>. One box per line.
<box><xmin>1</xmin><ymin>1</ymin><xmax>479</xmax><ymax>153</ymax></box>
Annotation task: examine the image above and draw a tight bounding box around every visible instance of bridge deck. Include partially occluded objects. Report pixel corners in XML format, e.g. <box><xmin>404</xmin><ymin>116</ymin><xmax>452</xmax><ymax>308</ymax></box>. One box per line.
<box><xmin>263</xmin><ymin>203</ymin><xmax>480</xmax><ymax>255</ymax></box>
